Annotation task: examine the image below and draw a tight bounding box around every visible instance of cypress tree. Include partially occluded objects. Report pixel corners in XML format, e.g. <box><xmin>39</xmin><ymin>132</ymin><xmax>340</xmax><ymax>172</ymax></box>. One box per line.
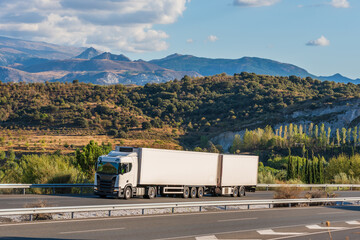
<box><xmin>308</xmin><ymin>161</ymin><xmax>313</xmax><ymax>184</ymax></box>
<box><xmin>318</xmin><ymin>157</ymin><xmax>325</xmax><ymax>184</ymax></box>
<box><xmin>305</xmin><ymin>158</ymin><xmax>309</xmax><ymax>183</ymax></box>
<box><xmin>311</xmin><ymin>157</ymin><xmax>318</xmax><ymax>183</ymax></box>
<box><xmin>297</xmin><ymin>157</ymin><xmax>301</xmax><ymax>179</ymax></box>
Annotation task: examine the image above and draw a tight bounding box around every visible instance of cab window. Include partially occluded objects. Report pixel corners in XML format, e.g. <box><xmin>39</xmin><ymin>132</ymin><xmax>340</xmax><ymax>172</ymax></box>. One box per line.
<box><xmin>120</xmin><ymin>163</ymin><xmax>132</xmax><ymax>174</ymax></box>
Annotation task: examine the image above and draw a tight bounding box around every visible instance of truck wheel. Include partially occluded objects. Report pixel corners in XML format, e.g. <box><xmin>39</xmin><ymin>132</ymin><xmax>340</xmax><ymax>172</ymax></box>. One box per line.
<box><xmin>190</xmin><ymin>187</ymin><xmax>197</xmax><ymax>198</ymax></box>
<box><xmin>183</xmin><ymin>187</ymin><xmax>190</xmax><ymax>198</ymax></box>
<box><xmin>146</xmin><ymin>187</ymin><xmax>156</xmax><ymax>199</ymax></box>
<box><xmin>239</xmin><ymin>186</ymin><xmax>245</xmax><ymax>197</ymax></box>
<box><xmin>124</xmin><ymin>187</ymin><xmax>132</xmax><ymax>200</ymax></box>
<box><xmin>197</xmin><ymin>187</ymin><xmax>204</xmax><ymax>198</ymax></box>
<box><xmin>232</xmin><ymin>187</ymin><xmax>239</xmax><ymax>197</ymax></box>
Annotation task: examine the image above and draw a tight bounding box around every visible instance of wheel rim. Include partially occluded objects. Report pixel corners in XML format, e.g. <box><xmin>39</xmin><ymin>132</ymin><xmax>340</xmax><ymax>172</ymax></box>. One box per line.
<box><xmin>126</xmin><ymin>188</ymin><xmax>131</xmax><ymax>198</ymax></box>
<box><xmin>183</xmin><ymin>187</ymin><xmax>189</xmax><ymax>198</ymax></box>
<box><xmin>233</xmin><ymin>188</ymin><xmax>238</xmax><ymax>197</ymax></box>
<box><xmin>198</xmin><ymin>188</ymin><xmax>203</xmax><ymax>197</ymax></box>
<box><xmin>191</xmin><ymin>188</ymin><xmax>196</xmax><ymax>197</ymax></box>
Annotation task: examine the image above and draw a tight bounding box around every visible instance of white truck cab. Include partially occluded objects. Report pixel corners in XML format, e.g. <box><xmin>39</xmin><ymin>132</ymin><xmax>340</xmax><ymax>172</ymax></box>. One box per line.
<box><xmin>94</xmin><ymin>147</ymin><xmax>139</xmax><ymax>198</ymax></box>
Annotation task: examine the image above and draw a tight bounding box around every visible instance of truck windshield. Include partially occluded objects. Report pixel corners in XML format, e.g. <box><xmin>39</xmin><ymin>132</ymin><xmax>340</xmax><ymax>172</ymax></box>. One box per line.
<box><xmin>96</xmin><ymin>162</ymin><xmax>119</xmax><ymax>174</ymax></box>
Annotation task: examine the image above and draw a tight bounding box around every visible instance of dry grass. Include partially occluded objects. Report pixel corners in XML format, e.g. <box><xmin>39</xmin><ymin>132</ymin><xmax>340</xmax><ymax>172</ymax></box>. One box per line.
<box><xmin>24</xmin><ymin>200</ymin><xmax>53</xmax><ymax>220</ymax></box>
<box><xmin>0</xmin><ymin>128</ymin><xmax>183</xmax><ymax>154</ymax></box>
<box><xmin>274</xmin><ymin>186</ymin><xmax>303</xmax><ymax>199</ymax></box>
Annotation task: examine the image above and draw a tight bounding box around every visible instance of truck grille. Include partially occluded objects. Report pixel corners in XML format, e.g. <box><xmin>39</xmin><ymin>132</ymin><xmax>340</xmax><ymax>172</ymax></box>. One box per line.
<box><xmin>97</xmin><ymin>176</ymin><xmax>115</xmax><ymax>193</ymax></box>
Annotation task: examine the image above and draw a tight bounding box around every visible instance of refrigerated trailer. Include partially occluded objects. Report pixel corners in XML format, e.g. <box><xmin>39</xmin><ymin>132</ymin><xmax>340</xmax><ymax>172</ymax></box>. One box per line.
<box><xmin>94</xmin><ymin>147</ymin><xmax>258</xmax><ymax>199</ymax></box>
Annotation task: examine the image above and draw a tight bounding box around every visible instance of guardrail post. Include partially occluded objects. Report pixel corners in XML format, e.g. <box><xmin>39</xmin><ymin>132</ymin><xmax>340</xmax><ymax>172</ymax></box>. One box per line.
<box><xmin>266</xmin><ymin>186</ymin><xmax>269</xmax><ymax>191</ymax></box>
<box><xmin>224</xmin><ymin>205</ymin><xmax>227</xmax><ymax>210</ymax></box>
<box><xmin>23</xmin><ymin>188</ymin><xmax>26</xmax><ymax>195</ymax></box>
<box><xmin>248</xmin><ymin>204</ymin><xmax>250</xmax><ymax>210</ymax></box>
<box><xmin>80</xmin><ymin>187</ymin><xmax>83</xmax><ymax>195</ymax></box>
<box><xmin>52</xmin><ymin>187</ymin><xmax>55</xmax><ymax>195</ymax></box>
<box><xmin>337</xmin><ymin>187</ymin><xmax>340</xmax><ymax>191</ymax></box>
<box><xmin>108</xmin><ymin>210</ymin><xmax>111</xmax><ymax>217</ymax></box>
<box><xmin>29</xmin><ymin>214</ymin><xmax>33</xmax><ymax>221</ymax></box>
<box><xmin>71</xmin><ymin>212</ymin><xmax>74</xmax><ymax>219</ymax></box>
<box><xmin>142</xmin><ymin>209</ymin><xmax>145</xmax><ymax>215</ymax></box>
<box><xmin>199</xmin><ymin>206</ymin><xmax>202</xmax><ymax>212</ymax></box>
<box><xmin>350</xmin><ymin>186</ymin><xmax>353</xmax><ymax>191</ymax></box>
<box><xmin>288</xmin><ymin>203</ymin><xmax>291</xmax><ymax>208</ymax></box>
<box><xmin>172</xmin><ymin>207</ymin><xmax>174</xmax><ymax>213</ymax></box>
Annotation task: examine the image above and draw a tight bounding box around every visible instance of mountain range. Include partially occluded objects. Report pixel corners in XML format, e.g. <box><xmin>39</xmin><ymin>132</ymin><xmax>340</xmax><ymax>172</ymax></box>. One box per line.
<box><xmin>0</xmin><ymin>36</ymin><xmax>358</xmax><ymax>85</ymax></box>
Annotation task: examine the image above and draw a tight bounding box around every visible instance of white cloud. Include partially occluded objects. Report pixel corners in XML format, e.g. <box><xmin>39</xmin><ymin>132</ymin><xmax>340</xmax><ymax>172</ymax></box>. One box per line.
<box><xmin>233</xmin><ymin>0</ymin><xmax>280</xmax><ymax>7</ymax></box>
<box><xmin>0</xmin><ymin>0</ymin><xmax>188</xmax><ymax>53</ymax></box>
<box><xmin>186</xmin><ymin>38</ymin><xmax>193</xmax><ymax>43</ymax></box>
<box><xmin>331</xmin><ymin>0</ymin><xmax>349</xmax><ymax>8</ymax></box>
<box><xmin>207</xmin><ymin>35</ymin><xmax>218</xmax><ymax>42</ymax></box>
<box><xmin>306</xmin><ymin>35</ymin><xmax>330</xmax><ymax>46</ymax></box>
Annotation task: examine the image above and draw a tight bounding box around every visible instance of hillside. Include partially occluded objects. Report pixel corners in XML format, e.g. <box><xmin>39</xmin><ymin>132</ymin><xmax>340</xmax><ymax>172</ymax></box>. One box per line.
<box><xmin>1</xmin><ymin>73</ymin><xmax>360</xmax><ymax>153</ymax></box>
<box><xmin>150</xmin><ymin>54</ymin><xmax>314</xmax><ymax>77</ymax></box>
<box><xmin>0</xmin><ymin>36</ymin><xmax>83</xmax><ymax>66</ymax></box>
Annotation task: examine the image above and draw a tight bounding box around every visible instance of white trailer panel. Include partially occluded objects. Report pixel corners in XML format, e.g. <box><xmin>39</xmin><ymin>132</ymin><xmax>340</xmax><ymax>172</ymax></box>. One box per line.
<box><xmin>138</xmin><ymin>148</ymin><xmax>219</xmax><ymax>186</ymax></box>
<box><xmin>221</xmin><ymin>155</ymin><xmax>258</xmax><ymax>186</ymax></box>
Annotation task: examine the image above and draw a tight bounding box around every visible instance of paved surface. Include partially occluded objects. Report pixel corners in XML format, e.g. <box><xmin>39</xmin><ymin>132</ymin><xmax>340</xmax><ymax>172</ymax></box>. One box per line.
<box><xmin>0</xmin><ymin>191</ymin><xmax>276</xmax><ymax>209</ymax></box>
<box><xmin>1</xmin><ymin>191</ymin><xmax>360</xmax><ymax>209</ymax></box>
<box><xmin>0</xmin><ymin>205</ymin><xmax>360</xmax><ymax>239</ymax></box>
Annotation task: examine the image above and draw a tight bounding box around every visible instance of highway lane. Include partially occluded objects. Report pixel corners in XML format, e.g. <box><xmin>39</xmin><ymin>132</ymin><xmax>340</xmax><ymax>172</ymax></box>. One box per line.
<box><xmin>0</xmin><ymin>191</ymin><xmax>274</xmax><ymax>209</ymax></box>
<box><xmin>0</xmin><ymin>205</ymin><xmax>359</xmax><ymax>239</ymax></box>
<box><xmin>0</xmin><ymin>191</ymin><xmax>360</xmax><ymax>209</ymax></box>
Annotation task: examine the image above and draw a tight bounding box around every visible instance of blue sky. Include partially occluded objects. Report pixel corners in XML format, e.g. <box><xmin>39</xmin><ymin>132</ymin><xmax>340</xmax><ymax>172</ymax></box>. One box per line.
<box><xmin>143</xmin><ymin>0</ymin><xmax>359</xmax><ymax>78</ymax></box>
<box><xmin>0</xmin><ymin>0</ymin><xmax>358</xmax><ymax>78</ymax></box>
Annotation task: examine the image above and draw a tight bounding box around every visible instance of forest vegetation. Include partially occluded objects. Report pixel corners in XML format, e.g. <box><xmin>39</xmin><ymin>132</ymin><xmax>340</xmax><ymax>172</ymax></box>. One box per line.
<box><xmin>1</xmin><ymin>72</ymin><xmax>360</xmax><ymax>184</ymax></box>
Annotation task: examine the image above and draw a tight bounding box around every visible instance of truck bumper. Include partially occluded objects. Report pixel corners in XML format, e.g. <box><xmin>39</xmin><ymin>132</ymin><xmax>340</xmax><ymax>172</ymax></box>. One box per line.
<box><xmin>94</xmin><ymin>187</ymin><xmax>121</xmax><ymax>198</ymax></box>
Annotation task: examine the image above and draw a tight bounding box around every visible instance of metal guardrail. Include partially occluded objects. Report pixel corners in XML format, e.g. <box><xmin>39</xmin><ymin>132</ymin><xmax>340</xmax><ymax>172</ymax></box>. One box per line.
<box><xmin>0</xmin><ymin>184</ymin><xmax>94</xmax><ymax>195</ymax></box>
<box><xmin>0</xmin><ymin>197</ymin><xmax>359</xmax><ymax>221</ymax></box>
<box><xmin>257</xmin><ymin>184</ymin><xmax>360</xmax><ymax>191</ymax></box>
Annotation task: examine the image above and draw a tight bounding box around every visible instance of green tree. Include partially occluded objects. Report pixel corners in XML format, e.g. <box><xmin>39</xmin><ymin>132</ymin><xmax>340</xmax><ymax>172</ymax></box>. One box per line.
<box><xmin>75</xmin><ymin>140</ymin><xmax>112</xmax><ymax>178</ymax></box>
<box><xmin>342</xmin><ymin>128</ymin><xmax>347</xmax><ymax>145</ymax></box>
<box><xmin>336</xmin><ymin>128</ymin><xmax>341</xmax><ymax>146</ymax></box>
<box><xmin>353</xmin><ymin>126</ymin><xmax>358</xmax><ymax>146</ymax></box>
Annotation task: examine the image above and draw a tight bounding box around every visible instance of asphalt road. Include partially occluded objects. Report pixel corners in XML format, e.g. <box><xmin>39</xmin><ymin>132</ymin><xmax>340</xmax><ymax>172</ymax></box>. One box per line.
<box><xmin>0</xmin><ymin>191</ymin><xmax>360</xmax><ymax>209</ymax></box>
<box><xmin>0</xmin><ymin>205</ymin><xmax>360</xmax><ymax>239</ymax></box>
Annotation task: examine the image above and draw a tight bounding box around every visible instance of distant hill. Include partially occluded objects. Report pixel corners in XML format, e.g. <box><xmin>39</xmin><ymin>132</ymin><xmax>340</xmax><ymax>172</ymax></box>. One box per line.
<box><xmin>0</xmin><ymin>36</ymin><xmax>84</xmax><ymax>66</ymax></box>
<box><xmin>92</xmin><ymin>52</ymin><xmax>131</xmax><ymax>62</ymax></box>
<box><xmin>0</xmin><ymin>36</ymin><xmax>359</xmax><ymax>85</ymax></box>
<box><xmin>149</xmin><ymin>54</ymin><xmax>314</xmax><ymax>78</ymax></box>
<box><xmin>318</xmin><ymin>73</ymin><xmax>360</xmax><ymax>84</ymax></box>
<box><xmin>74</xmin><ymin>47</ymin><xmax>103</xmax><ymax>60</ymax></box>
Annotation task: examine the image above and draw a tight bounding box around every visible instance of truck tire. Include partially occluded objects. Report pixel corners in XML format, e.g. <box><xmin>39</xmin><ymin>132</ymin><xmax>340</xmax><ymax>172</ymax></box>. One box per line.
<box><xmin>124</xmin><ymin>187</ymin><xmax>132</xmax><ymax>200</ymax></box>
<box><xmin>146</xmin><ymin>187</ymin><xmax>156</xmax><ymax>199</ymax></box>
<box><xmin>197</xmin><ymin>187</ymin><xmax>204</xmax><ymax>198</ymax></box>
<box><xmin>183</xmin><ymin>187</ymin><xmax>190</xmax><ymax>198</ymax></box>
<box><xmin>190</xmin><ymin>187</ymin><xmax>197</xmax><ymax>198</ymax></box>
<box><xmin>232</xmin><ymin>187</ymin><xmax>239</xmax><ymax>197</ymax></box>
<box><xmin>239</xmin><ymin>186</ymin><xmax>245</xmax><ymax>197</ymax></box>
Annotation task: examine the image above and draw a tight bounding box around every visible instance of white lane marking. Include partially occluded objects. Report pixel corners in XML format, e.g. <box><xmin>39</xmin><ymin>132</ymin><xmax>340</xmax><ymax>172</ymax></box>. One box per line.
<box><xmin>257</xmin><ymin>229</ymin><xmax>304</xmax><ymax>235</ymax></box>
<box><xmin>346</xmin><ymin>220</ymin><xmax>360</xmax><ymax>225</ymax></box>
<box><xmin>317</xmin><ymin>212</ymin><xmax>344</xmax><ymax>215</ymax></box>
<box><xmin>268</xmin><ymin>226</ymin><xmax>360</xmax><ymax>240</ymax></box>
<box><xmin>218</xmin><ymin>217</ymin><xmax>257</xmax><ymax>222</ymax></box>
<box><xmin>195</xmin><ymin>236</ymin><xmax>260</xmax><ymax>240</ymax></box>
<box><xmin>306</xmin><ymin>224</ymin><xmax>345</xmax><ymax>230</ymax></box>
<box><xmin>59</xmin><ymin>227</ymin><xmax>125</xmax><ymax>234</ymax></box>
<box><xmin>195</xmin><ymin>235</ymin><xmax>218</xmax><ymax>240</ymax></box>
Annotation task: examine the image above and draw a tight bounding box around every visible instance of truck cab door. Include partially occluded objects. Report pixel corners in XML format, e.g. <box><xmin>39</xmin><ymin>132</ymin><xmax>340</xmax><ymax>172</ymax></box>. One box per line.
<box><xmin>119</xmin><ymin>163</ymin><xmax>135</xmax><ymax>188</ymax></box>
